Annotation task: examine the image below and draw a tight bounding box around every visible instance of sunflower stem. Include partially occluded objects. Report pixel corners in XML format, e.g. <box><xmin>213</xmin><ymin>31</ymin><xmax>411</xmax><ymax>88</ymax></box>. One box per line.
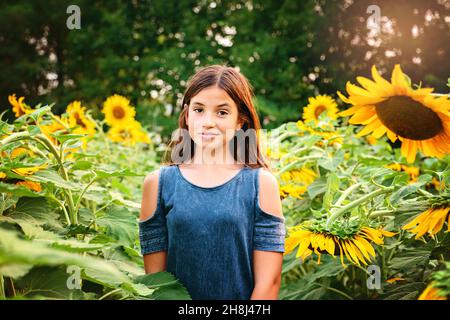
<box><xmin>368</xmin><ymin>209</ymin><xmax>396</xmax><ymax>219</ymax></box>
<box><xmin>326</xmin><ymin>186</ymin><xmax>395</xmax><ymax>230</ymax></box>
<box><xmin>74</xmin><ymin>172</ymin><xmax>98</xmax><ymax>214</ymax></box>
<box><xmin>334</xmin><ymin>183</ymin><xmax>362</xmax><ymax>207</ymax></box>
<box><xmin>0</xmin><ymin>275</ymin><xmax>5</xmax><ymax>298</ymax></box>
<box><xmin>98</xmin><ymin>288</ymin><xmax>122</xmax><ymax>300</ymax></box>
<box><xmin>275</xmin><ymin>131</ymin><xmax>298</xmax><ymax>144</ymax></box>
<box><xmin>0</xmin><ymin>131</ymin><xmax>31</xmax><ymax>146</ymax></box>
<box><xmin>275</xmin><ymin>155</ymin><xmax>322</xmax><ymax>177</ymax></box>
<box><xmin>48</xmin><ymin>194</ymin><xmax>71</xmax><ymax>226</ymax></box>
<box><xmin>32</xmin><ymin>134</ymin><xmax>78</xmax><ymax>225</ymax></box>
<box><xmin>418</xmin><ymin>189</ymin><xmax>433</xmax><ymax>197</ymax></box>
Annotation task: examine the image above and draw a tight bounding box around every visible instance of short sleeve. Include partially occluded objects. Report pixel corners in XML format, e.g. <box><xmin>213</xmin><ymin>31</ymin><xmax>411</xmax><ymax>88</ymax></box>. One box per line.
<box><xmin>138</xmin><ymin>167</ymin><xmax>168</xmax><ymax>255</ymax></box>
<box><xmin>253</xmin><ymin>168</ymin><xmax>286</xmax><ymax>253</ymax></box>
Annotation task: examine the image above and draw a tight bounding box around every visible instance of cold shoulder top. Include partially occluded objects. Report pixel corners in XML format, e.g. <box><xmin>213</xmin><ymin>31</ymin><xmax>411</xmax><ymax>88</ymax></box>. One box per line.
<box><xmin>138</xmin><ymin>164</ymin><xmax>286</xmax><ymax>300</ymax></box>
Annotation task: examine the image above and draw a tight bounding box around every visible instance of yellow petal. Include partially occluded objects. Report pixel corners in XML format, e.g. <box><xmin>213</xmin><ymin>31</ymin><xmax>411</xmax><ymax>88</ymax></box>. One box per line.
<box><xmin>338</xmin><ymin>105</ymin><xmax>365</xmax><ymax>117</ymax></box>
<box><xmin>356</xmin><ymin>119</ymin><xmax>383</xmax><ymax>137</ymax></box>
<box><xmin>355</xmin><ymin>236</ymin><xmax>376</xmax><ymax>258</ymax></box>
<box><xmin>371</xmin><ymin>65</ymin><xmax>395</xmax><ymax>95</ymax></box>
<box><xmin>296</xmin><ymin>238</ymin><xmax>311</xmax><ymax>259</ymax></box>
<box><xmin>349</xmin><ymin>240</ymin><xmax>367</xmax><ymax>266</ymax></box>
<box><xmin>348</xmin><ymin>108</ymin><xmax>377</xmax><ymax>124</ymax></box>
<box><xmin>344</xmin><ymin>240</ymin><xmax>361</xmax><ymax>266</ymax></box>
<box><xmin>337</xmin><ymin>91</ymin><xmax>353</xmax><ymax>104</ymax></box>
<box><xmin>391</xmin><ymin>64</ymin><xmax>411</xmax><ymax>93</ymax></box>
<box><xmin>353</xmin><ymin>236</ymin><xmax>372</xmax><ymax>261</ymax></box>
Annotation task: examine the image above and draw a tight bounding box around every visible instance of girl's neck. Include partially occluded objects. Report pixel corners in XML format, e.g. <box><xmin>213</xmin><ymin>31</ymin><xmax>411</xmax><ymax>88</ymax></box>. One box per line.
<box><xmin>187</xmin><ymin>146</ymin><xmax>239</xmax><ymax>167</ymax></box>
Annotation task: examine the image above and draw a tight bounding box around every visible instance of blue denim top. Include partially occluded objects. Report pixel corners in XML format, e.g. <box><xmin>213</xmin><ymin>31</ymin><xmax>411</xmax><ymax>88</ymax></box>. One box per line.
<box><xmin>138</xmin><ymin>164</ymin><xmax>286</xmax><ymax>300</ymax></box>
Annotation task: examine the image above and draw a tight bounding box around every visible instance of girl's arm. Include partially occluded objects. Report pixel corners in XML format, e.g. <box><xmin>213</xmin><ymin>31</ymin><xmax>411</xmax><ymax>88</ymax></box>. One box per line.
<box><xmin>250</xmin><ymin>169</ymin><xmax>285</xmax><ymax>300</ymax></box>
<box><xmin>250</xmin><ymin>250</ymin><xmax>283</xmax><ymax>299</ymax></box>
<box><xmin>143</xmin><ymin>251</ymin><xmax>167</xmax><ymax>274</ymax></box>
<box><xmin>140</xmin><ymin>170</ymin><xmax>167</xmax><ymax>274</ymax></box>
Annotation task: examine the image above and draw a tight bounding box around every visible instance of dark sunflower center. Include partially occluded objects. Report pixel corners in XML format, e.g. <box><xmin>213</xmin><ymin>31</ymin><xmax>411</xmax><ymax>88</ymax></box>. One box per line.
<box><xmin>113</xmin><ymin>106</ymin><xmax>125</xmax><ymax>119</ymax></box>
<box><xmin>314</xmin><ymin>105</ymin><xmax>326</xmax><ymax>118</ymax></box>
<box><xmin>375</xmin><ymin>96</ymin><xmax>443</xmax><ymax>140</ymax></box>
<box><xmin>75</xmin><ymin>113</ymin><xmax>85</xmax><ymax>127</ymax></box>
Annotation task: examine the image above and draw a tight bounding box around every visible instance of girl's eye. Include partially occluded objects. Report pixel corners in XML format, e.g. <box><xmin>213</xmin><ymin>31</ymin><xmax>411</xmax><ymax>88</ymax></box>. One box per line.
<box><xmin>193</xmin><ymin>109</ymin><xmax>228</xmax><ymax>116</ymax></box>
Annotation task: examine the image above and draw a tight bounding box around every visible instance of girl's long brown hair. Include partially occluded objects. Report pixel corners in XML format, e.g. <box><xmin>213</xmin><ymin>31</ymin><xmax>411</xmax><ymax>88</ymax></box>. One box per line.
<box><xmin>161</xmin><ymin>64</ymin><xmax>270</xmax><ymax>170</ymax></box>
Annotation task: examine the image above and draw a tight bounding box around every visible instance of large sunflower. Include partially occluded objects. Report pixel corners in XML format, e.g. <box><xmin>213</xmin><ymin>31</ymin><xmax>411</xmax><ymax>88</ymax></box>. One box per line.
<box><xmin>102</xmin><ymin>94</ymin><xmax>136</xmax><ymax>127</ymax></box>
<box><xmin>302</xmin><ymin>95</ymin><xmax>339</xmax><ymax>124</ymax></box>
<box><xmin>337</xmin><ymin>65</ymin><xmax>450</xmax><ymax>163</ymax></box>
<box><xmin>285</xmin><ymin>222</ymin><xmax>395</xmax><ymax>267</ymax></box>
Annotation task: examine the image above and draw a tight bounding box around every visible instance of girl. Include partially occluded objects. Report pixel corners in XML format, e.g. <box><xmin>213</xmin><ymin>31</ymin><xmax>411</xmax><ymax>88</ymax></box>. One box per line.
<box><xmin>139</xmin><ymin>65</ymin><xmax>286</xmax><ymax>300</ymax></box>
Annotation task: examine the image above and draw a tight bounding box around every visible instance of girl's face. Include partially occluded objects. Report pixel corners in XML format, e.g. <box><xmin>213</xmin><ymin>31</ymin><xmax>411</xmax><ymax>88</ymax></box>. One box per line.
<box><xmin>185</xmin><ymin>86</ymin><xmax>242</xmax><ymax>150</ymax></box>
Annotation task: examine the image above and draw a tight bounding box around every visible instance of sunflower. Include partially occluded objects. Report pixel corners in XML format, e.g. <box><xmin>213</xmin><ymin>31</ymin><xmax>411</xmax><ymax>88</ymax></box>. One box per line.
<box><xmin>418</xmin><ymin>283</ymin><xmax>447</xmax><ymax>300</ymax></box>
<box><xmin>337</xmin><ymin>65</ymin><xmax>450</xmax><ymax>163</ymax></box>
<box><xmin>107</xmin><ymin>120</ymin><xmax>150</xmax><ymax>146</ymax></box>
<box><xmin>102</xmin><ymin>94</ymin><xmax>136</xmax><ymax>127</ymax></box>
<box><xmin>285</xmin><ymin>222</ymin><xmax>395</xmax><ymax>267</ymax></box>
<box><xmin>8</xmin><ymin>94</ymin><xmax>33</xmax><ymax>117</ymax></box>
<box><xmin>66</xmin><ymin>101</ymin><xmax>96</xmax><ymax>137</ymax></box>
<box><xmin>402</xmin><ymin>206</ymin><xmax>449</xmax><ymax>239</ymax></box>
<box><xmin>302</xmin><ymin>95</ymin><xmax>339</xmax><ymax>124</ymax></box>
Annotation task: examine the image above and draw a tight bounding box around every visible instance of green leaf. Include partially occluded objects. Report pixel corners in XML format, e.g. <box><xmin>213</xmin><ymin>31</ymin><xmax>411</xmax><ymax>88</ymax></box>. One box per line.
<box><xmin>285</xmin><ymin>122</ymin><xmax>300</xmax><ymax>133</ymax></box>
<box><xmin>304</xmin><ymin>258</ymin><xmax>344</xmax><ymax>284</ymax></box>
<box><xmin>0</xmin><ymin>263</ymin><xmax>33</xmax><ymax>279</ymax></box>
<box><xmin>307</xmin><ymin>177</ymin><xmax>327</xmax><ymax>200</ymax></box>
<box><xmin>0</xmin><ymin>227</ymin><xmax>131</xmax><ymax>289</ymax></box>
<box><xmin>0</xmin><ymin>181</ymin><xmax>43</xmax><ymax>198</ymax></box>
<box><xmin>383</xmin><ymin>282</ymin><xmax>424</xmax><ymax>300</ymax></box>
<box><xmin>96</xmin><ymin>205</ymin><xmax>137</xmax><ymax>246</ymax></box>
<box><xmin>93</xmin><ymin>164</ymin><xmax>141</xmax><ymax>179</ymax></box>
<box><xmin>6</xmin><ymin>196</ymin><xmax>59</xmax><ymax>226</ymax></box>
<box><xmin>282</xmin><ymin>252</ymin><xmax>300</xmax><ymax>274</ymax></box>
<box><xmin>390</xmin><ymin>174</ymin><xmax>432</xmax><ymax>203</ymax></box>
<box><xmin>14</xmin><ymin>266</ymin><xmax>92</xmax><ymax>299</ymax></box>
<box><xmin>134</xmin><ymin>272</ymin><xmax>191</xmax><ymax>300</ymax></box>
<box><xmin>389</xmin><ymin>247</ymin><xmax>431</xmax><ymax>271</ymax></box>
<box><xmin>323</xmin><ymin>172</ymin><xmax>339</xmax><ymax>210</ymax></box>
<box><xmin>318</xmin><ymin>149</ymin><xmax>344</xmax><ymax>171</ymax></box>
<box><xmin>28</xmin><ymin>170</ymin><xmax>83</xmax><ymax>190</ymax></box>
<box><xmin>52</xmin><ymin>133</ymin><xmax>87</xmax><ymax>144</ymax></box>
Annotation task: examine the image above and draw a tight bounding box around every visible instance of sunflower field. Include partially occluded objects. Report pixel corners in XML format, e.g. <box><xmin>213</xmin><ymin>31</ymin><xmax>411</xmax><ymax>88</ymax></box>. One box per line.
<box><xmin>1</xmin><ymin>65</ymin><xmax>449</xmax><ymax>300</ymax></box>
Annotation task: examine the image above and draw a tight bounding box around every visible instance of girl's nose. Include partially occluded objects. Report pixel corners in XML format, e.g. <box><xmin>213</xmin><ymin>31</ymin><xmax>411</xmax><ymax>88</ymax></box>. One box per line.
<box><xmin>203</xmin><ymin>114</ymin><xmax>215</xmax><ymax>127</ymax></box>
